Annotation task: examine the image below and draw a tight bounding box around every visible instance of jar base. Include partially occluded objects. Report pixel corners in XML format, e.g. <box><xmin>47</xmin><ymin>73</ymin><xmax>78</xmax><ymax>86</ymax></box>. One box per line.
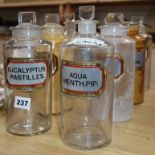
<box><xmin>7</xmin><ymin>118</ymin><xmax>51</xmax><ymax>136</ymax></box>
<box><xmin>61</xmin><ymin>125</ymin><xmax>111</xmax><ymax>150</ymax></box>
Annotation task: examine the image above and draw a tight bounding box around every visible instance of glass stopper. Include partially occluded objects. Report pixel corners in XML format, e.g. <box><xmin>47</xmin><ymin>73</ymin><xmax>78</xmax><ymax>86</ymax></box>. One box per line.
<box><xmin>131</xmin><ymin>16</ymin><xmax>144</xmax><ymax>25</ymax></box>
<box><xmin>64</xmin><ymin>12</ymin><xmax>75</xmax><ymax>22</ymax></box>
<box><xmin>45</xmin><ymin>13</ymin><xmax>60</xmax><ymax>24</ymax></box>
<box><xmin>79</xmin><ymin>5</ymin><xmax>95</xmax><ymax>20</ymax></box>
<box><xmin>104</xmin><ymin>13</ymin><xmax>124</xmax><ymax>24</ymax></box>
<box><xmin>18</xmin><ymin>12</ymin><xmax>36</xmax><ymax>24</ymax></box>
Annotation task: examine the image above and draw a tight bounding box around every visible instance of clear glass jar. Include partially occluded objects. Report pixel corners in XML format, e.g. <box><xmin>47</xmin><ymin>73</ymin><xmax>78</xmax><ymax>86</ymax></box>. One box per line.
<box><xmin>0</xmin><ymin>36</ymin><xmax>10</xmax><ymax>107</ymax></box>
<box><xmin>100</xmin><ymin>13</ymin><xmax>135</xmax><ymax>122</ymax></box>
<box><xmin>3</xmin><ymin>12</ymin><xmax>52</xmax><ymax>135</ymax></box>
<box><xmin>60</xmin><ymin>6</ymin><xmax>114</xmax><ymax>150</ymax></box>
<box><xmin>42</xmin><ymin>14</ymin><xmax>65</xmax><ymax>115</ymax></box>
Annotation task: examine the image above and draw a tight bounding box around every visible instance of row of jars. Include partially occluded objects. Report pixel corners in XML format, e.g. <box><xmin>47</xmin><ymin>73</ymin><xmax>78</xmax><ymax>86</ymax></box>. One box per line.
<box><xmin>2</xmin><ymin>6</ymin><xmax>152</xmax><ymax>150</ymax></box>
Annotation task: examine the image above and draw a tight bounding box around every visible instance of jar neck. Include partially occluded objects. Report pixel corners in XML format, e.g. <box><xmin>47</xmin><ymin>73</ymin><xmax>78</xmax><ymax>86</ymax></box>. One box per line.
<box><xmin>13</xmin><ymin>37</ymin><xmax>40</xmax><ymax>44</ymax></box>
<box><xmin>12</xmin><ymin>28</ymin><xmax>42</xmax><ymax>41</ymax></box>
<box><xmin>128</xmin><ymin>25</ymin><xmax>139</xmax><ymax>36</ymax></box>
<box><xmin>65</xmin><ymin>30</ymin><xmax>76</xmax><ymax>38</ymax></box>
<box><xmin>78</xmin><ymin>33</ymin><xmax>96</xmax><ymax>38</ymax></box>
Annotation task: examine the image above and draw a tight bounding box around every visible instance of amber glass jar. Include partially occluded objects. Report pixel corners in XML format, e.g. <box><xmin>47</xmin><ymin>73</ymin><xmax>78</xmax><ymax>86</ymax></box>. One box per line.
<box><xmin>128</xmin><ymin>24</ymin><xmax>146</xmax><ymax>104</ymax></box>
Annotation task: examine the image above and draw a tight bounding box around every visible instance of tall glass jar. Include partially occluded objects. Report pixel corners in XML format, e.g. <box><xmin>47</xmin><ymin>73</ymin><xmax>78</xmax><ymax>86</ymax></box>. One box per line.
<box><xmin>127</xmin><ymin>23</ymin><xmax>146</xmax><ymax>104</ymax></box>
<box><xmin>3</xmin><ymin>12</ymin><xmax>52</xmax><ymax>135</ymax></box>
<box><xmin>42</xmin><ymin>14</ymin><xmax>64</xmax><ymax>115</ymax></box>
<box><xmin>131</xmin><ymin>16</ymin><xmax>152</xmax><ymax>90</ymax></box>
<box><xmin>0</xmin><ymin>36</ymin><xmax>10</xmax><ymax>107</ymax></box>
<box><xmin>100</xmin><ymin>13</ymin><xmax>135</xmax><ymax>122</ymax></box>
<box><xmin>60</xmin><ymin>6</ymin><xmax>114</xmax><ymax>150</ymax></box>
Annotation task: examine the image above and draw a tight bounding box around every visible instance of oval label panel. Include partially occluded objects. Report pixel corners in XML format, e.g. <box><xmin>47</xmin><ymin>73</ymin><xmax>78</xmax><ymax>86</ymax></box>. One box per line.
<box><xmin>7</xmin><ymin>61</ymin><xmax>48</xmax><ymax>87</ymax></box>
<box><xmin>135</xmin><ymin>49</ymin><xmax>145</xmax><ymax>70</ymax></box>
<box><xmin>62</xmin><ymin>61</ymin><xmax>106</xmax><ymax>97</ymax></box>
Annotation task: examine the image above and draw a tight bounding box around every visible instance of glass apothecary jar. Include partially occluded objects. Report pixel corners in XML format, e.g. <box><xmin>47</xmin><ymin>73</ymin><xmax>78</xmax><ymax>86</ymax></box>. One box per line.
<box><xmin>3</xmin><ymin>12</ymin><xmax>52</xmax><ymax>135</ymax></box>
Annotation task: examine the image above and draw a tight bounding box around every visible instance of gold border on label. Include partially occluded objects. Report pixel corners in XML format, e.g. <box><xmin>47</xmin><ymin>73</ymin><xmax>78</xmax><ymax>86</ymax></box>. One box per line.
<box><xmin>113</xmin><ymin>54</ymin><xmax>124</xmax><ymax>81</ymax></box>
<box><xmin>95</xmin><ymin>53</ymin><xmax>124</xmax><ymax>81</ymax></box>
<box><xmin>61</xmin><ymin>60</ymin><xmax>106</xmax><ymax>97</ymax></box>
<box><xmin>5</xmin><ymin>58</ymin><xmax>50</xmax><ymax>89</ymax></box>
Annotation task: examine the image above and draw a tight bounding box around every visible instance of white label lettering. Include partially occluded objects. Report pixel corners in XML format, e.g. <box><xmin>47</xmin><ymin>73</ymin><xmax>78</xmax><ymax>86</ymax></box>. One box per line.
<box><xmin>67</xmin><ymin>38</ymin><xmax>106</xmax><ymax>47</ymax></box>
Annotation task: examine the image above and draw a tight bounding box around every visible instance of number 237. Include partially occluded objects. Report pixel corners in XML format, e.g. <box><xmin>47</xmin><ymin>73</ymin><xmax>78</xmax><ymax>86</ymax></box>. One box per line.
<box><xmin>16</xmin><ymin>99</ymin><xmax>28</xmax><ymax>106</ymax></box>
